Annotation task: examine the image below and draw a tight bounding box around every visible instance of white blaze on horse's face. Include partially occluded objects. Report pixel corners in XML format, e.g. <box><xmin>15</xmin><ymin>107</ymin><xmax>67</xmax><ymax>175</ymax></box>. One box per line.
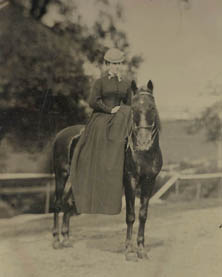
<box><xmin>132</xmin><ymin>93</ymin><xmax>156</xmax><ymax>151</ymax></box>
<box><xmin>136</xmin><ymin>112</ymin><xmax>153</xmax><ymax>151</ymax></box>
<box><xmin>139</xmin><ymin>98</ymin><xmax>144</xmax><ymax>105</ymax></box>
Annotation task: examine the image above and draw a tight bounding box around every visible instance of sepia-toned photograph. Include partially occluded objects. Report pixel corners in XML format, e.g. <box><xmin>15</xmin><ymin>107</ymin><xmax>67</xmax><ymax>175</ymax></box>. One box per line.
<box><xmin>0</xmin><ymin>0</ymin><xmax>222</xmax><ymax>276</ymax></box>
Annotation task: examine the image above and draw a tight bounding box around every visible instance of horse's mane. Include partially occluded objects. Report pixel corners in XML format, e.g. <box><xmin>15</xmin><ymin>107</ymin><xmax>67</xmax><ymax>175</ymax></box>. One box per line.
<box><xmin>154</xmin><ymin>106</ymin><xmax>161</xmax><ymax>131</ymax></box>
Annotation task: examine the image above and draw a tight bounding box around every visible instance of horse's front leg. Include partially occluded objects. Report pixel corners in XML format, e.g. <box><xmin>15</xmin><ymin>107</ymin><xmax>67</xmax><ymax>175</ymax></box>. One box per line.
<box><xmin>137</xmin><ymin>176</ymin><xmax>155</xmax><ymax>259</ymax></box>
<box><xmin>124</xmin><ymin>175</ymin><xmax>137</xmax><ymax>261</ymax></box>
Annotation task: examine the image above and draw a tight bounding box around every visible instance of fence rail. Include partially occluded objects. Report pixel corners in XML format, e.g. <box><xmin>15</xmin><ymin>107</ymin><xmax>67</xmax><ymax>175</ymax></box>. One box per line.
<box><xmin>150</xmin><ymin>172</ymin><xmax>222</xmax><ymax>203</ymax></box>
<box><xmin>0</xmin><ymin>173</ymin><xmax>55</xmax><ymax>213</ymax></box>
<box><xmin>1</xmin><ymin>172</ymin><xmax>222</xmax><ymax>212</ymax></box>
<box><xmin>0</xmin><ymin>173</ymin><xmax>54</xmax><ymax>180</ymax></box>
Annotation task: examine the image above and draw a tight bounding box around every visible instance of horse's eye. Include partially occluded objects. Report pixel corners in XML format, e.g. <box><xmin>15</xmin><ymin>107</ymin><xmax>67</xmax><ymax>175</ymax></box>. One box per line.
<box><xmin>146</xmin><ymin>109</ymin><xmax>155</xmax><ymax>121</ymax></box>
<box><xmin>133</xmin><ymin>112</ymin><xmax>140</xmax><ymax>125</ymax></box>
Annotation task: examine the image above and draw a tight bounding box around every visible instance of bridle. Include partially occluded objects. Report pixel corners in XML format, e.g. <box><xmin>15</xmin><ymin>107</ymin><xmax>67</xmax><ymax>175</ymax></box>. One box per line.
<box><xmin>128</xmin><ymin>90</ymin><xmax>158</xmax><ymax>151</ymax></box>
<box><xmin>132</xmin><ymin>90</ymin><xmax>156</xmax><ymax>131</ymax></box>
<box><xmin>138</xmin><ymin>91</ymin><xmax>154</xmax><ymax>98</ymax></box>
<box><xmin>134</xmin><ymin>122</ymin><xmax>155</xmax><ymax>130</ymax></box>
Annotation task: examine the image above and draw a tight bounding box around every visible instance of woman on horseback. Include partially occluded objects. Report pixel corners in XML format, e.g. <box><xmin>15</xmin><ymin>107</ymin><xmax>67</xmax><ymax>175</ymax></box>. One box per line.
<box><xmin>70</xmin><ymin>48</ymin><xmax>132</xmax><ymax>215</ymax></box>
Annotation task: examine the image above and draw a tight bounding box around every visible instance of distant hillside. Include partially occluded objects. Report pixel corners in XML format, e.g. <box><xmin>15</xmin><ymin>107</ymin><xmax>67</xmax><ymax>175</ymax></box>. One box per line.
<box><xmin>160</xmin><ymin>119</ymin><xmax>217</xmax><ymax>165</ymax></box>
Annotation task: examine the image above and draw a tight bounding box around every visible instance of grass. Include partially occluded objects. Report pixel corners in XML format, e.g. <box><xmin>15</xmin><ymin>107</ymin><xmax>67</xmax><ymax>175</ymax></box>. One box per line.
<box><xmin>160</xmin><ymin>120</ymin><xmax>217</xmax><ymax>164</ymax></box>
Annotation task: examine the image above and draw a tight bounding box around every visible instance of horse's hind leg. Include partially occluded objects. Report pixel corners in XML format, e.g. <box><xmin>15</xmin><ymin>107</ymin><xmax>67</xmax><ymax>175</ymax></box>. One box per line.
<box><xmin>53</xmin><ymin>211</ymin><xmax>61</xmax><ymax>249</ymax></box>
<box><xmin>52</xmin><ymin>169</ymin><xmax>69</xmax><ymax>249</ymax></box>
<box><xmin>61</xmin><ymin>210</ymin><xmax>73</xmax><ymax>248</ymax></box>
<box><xmin>124</xmin><ymin>176</ymin><xmax>137</xmax><ymax>261</ymax></box>
<box><xmin>137</xmin><ymin>176</ymin><xmax>155</xmax><ymax>259</ymax></box>
<box><xmin>61</xmin><ymin>189</ymin><xmax>74</xmax><ymax>248</ymax></box>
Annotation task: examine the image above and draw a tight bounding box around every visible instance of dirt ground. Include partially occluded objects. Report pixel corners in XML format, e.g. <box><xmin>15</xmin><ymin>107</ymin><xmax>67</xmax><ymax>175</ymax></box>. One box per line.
<box><xmin>0</xmin><ymin>199</ymin><xmax>222</xmax><ymax>277</ymax></box>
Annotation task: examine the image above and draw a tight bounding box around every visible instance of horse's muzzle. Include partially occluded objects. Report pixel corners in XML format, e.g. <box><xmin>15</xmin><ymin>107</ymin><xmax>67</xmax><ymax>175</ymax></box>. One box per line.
<box><xmin>135</xmin><ymin>131</ymin><xmax>152</xmax><ymax>151</ymax></box>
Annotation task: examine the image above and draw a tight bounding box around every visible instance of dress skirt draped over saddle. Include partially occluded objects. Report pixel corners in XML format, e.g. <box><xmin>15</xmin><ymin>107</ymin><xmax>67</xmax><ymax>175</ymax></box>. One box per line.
<box><xmin>70</xmin><ymin>76</ymin><xmax>132</xmax><ymax>214</ymax></box>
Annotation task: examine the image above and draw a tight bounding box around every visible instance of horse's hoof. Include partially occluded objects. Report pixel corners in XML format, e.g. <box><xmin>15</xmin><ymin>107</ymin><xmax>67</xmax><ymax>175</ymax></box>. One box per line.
<box><xmin>62</xmin><ymin>239</ymin><xmax>73</xmax><ymax>248</ymax></box>
<box><xmin>125</xmin><ymin>251</ymin><xmax>138</xmax><ymax>262</ymax></box>
<box><xmin>137</xmin><ymin>248</ymin><xmax>149</xmax><ymax>260</ymax></box>
<box><xmin>53</xmin><ymin>240</ymin><xmax>63</xmax><ymax>250</ymax></box>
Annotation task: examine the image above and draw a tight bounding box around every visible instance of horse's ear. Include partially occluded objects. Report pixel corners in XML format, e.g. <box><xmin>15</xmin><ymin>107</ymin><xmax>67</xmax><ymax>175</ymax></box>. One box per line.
<box><xmin>147</xmin><ymin>80</ymin><xmax>153</xmax><ymax>94</ymax></box>
<box><xmin>131</xmin><ymin>80</ymin><xmax>138</xmax><ymax>95</ymax></box>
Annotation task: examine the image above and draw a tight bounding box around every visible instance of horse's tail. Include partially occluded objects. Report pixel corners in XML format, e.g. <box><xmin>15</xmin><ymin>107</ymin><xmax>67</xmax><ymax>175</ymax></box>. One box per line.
<box><xmin>50</xmin><ymin>137</ymin><xmax>56</xmax><ymax>174</ymax></box>
<box><xmin>42</xmin><ymin>137</ymin><xmax>56</xmax><ymax>175</ymax></box>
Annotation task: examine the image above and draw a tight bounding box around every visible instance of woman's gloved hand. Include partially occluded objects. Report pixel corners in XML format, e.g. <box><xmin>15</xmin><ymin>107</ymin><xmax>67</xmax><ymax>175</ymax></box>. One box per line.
<box><xmin>111</xmin><ymin>106</ymin><xmax>120</xmax><ymax>114</ymax></box>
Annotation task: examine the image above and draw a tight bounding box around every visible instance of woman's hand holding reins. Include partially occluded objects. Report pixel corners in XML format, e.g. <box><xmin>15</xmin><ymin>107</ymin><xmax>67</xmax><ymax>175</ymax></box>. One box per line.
<box><xmin>111</xmin><ymin>106</ymin><xmax>120</xmax><ymax>114</ymax></box>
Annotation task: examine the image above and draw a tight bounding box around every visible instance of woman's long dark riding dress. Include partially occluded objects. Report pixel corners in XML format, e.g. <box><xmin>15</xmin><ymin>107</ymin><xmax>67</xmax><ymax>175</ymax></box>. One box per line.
<box><xmin>70</xmin><ymin>75</ymin><xmax>132</xmax><ymax>215</ymax></box>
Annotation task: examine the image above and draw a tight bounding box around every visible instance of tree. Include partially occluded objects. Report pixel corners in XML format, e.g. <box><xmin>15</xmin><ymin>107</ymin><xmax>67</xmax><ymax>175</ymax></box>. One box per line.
<box><xmin>187</xmin><ymin>83</ymin><xmax>222</xmax><ymax>169</ymax></box>
<box><xmin>187</xmin><ymin>83</ymin><xmax>222</xmax><ymax>143</ymax></box>
<box><xmin>0</xmin><ymin>1</ymin><xmax>143</xmax><ymax>154</ymax></box>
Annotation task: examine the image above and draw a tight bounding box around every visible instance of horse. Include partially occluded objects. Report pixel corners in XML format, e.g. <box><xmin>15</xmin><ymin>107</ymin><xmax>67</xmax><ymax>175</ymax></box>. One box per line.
<box><xmin>52</xmin><ymin>79</ymin><xmax>163</xmax><ymax>260</ymax></box>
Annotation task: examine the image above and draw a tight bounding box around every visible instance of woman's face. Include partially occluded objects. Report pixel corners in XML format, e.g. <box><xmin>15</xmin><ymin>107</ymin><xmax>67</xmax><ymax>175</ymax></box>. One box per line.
<box><xmin>106</xmin><ymin>62</ymin><xmax>123</xmax><ymax>75</ymax></box>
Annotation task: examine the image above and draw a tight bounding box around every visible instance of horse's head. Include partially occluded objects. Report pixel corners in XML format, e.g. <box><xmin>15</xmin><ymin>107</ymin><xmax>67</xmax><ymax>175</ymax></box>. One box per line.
<box><xmin>131</xmin><ymin>80</ymin><xmax>160</xmax><ymax>151</ymax></box>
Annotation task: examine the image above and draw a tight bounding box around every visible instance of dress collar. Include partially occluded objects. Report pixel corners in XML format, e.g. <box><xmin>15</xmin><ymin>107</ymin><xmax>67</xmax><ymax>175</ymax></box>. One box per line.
<box><xmin>107</xmin><ymin>71</ymin><xmax>122</xmax><ymax>82</ymax></box>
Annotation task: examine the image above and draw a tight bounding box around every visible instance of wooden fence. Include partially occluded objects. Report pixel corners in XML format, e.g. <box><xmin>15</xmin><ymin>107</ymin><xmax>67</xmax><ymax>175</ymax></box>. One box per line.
<box><xmin>1</xmin><ymin>172</ymin><xmax>222</xmax><ymax>213</ymax></box>
<box><xmin>150</xmin><ymin>172</ymin><xmax>222</xmax><ymax>203</ymax></box>
<box><xmin>0</xmin><ymin>173</ymin><xmax>55</xmax><ymax>213</ymax></box>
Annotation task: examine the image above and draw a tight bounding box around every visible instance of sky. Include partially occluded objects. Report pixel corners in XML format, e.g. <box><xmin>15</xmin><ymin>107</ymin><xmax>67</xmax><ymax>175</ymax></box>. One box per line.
<box><xmin>118</xmin><ymin>0</ymin><xmax>222</xmax><ymax>119</ymax></box>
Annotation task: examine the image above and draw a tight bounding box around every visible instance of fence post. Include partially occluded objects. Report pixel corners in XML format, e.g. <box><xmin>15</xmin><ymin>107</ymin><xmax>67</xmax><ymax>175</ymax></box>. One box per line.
<box><xmin>217</xmin><ymin>112</ymin><xmax>222</xmax><ymax>197</ymax></box>
<box><xmin>45</xmin><ymin>181</ymin><xmax>51</xmax><ymax>213</ymax></box>
<box><xmin>218</xmin><ymin>177</ymin><xmax>222</xmax><ymax>198</ymax></box>
<box><xmin>150</xmin><ymin>174</ymin><xmax>179</xmax><ymax>203</ymax></box>
<box><xmin>175</xmin><ymin>179</ymin><xmax>180</xmax><ymax>196</ymax></box>
<box><xmin>196</xmin><ymin>182</ymin><xmax>201</xmax><ymax>200</ymax></box>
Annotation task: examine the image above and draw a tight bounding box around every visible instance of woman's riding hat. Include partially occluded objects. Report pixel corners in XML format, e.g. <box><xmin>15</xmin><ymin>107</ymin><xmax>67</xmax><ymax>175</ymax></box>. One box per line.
<box><xmin>104</xmin><ymin>48</ymin><xmax>124</xmax><ymax>63</ymax></box>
